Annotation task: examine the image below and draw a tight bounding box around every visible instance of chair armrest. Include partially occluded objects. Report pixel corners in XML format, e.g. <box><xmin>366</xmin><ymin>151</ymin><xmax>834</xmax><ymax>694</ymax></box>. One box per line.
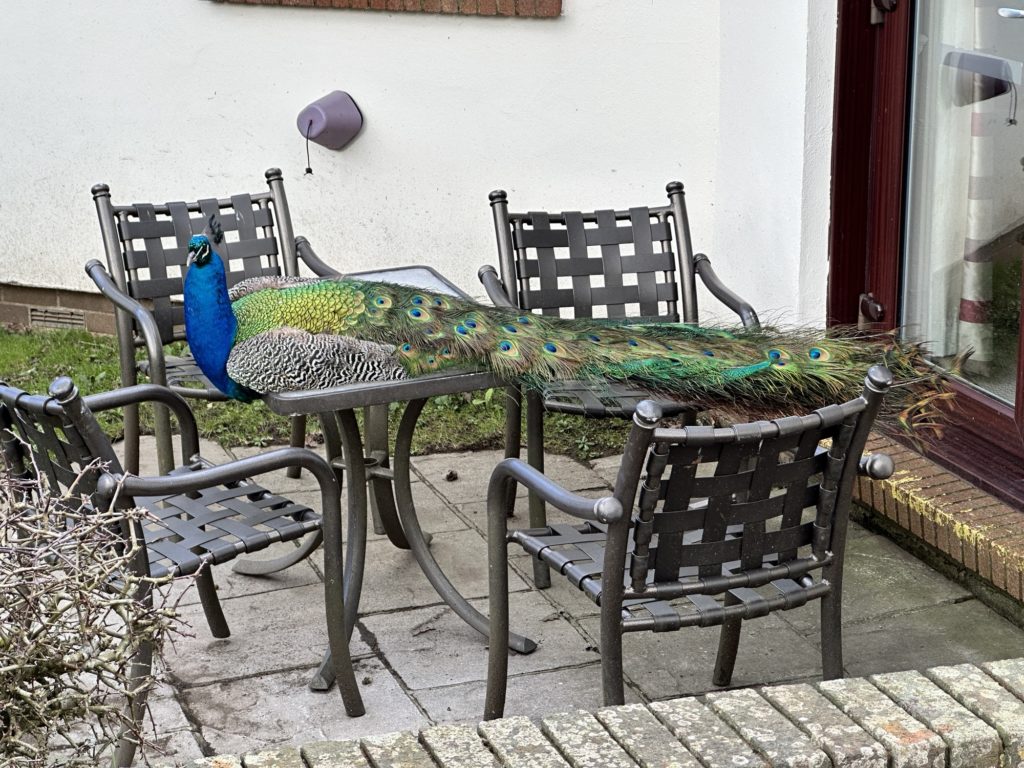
<box><xmin>98</xmin><ymin>446</ymin><xmax>339</xmax><ymax>502</ymax></box>
<box><xmin>85</xmin><ymin>260</ymin><xmax>168</xmax><ymax>384</ymax></box>
<box><xmin>295</xmin><ymin>236</ymin><xmax>342</xmax><ymax>277</ymax></box>
<box><xmin>858</xmin><ymin>452</ymin><xmax>894</xmax><ymax>480</ymax></box>
<box><xmin>487</xmin><ymin>457</ymin><xmax>623</xmax><ymax>523</ymax></box>
<box><xmin>477</xmin><ymin>265</ymin><xmax>517</xmax><ymax>309</ymax></box>
<box><xmin>693</xmin><ymin>253</ymin><xmax>760</xmax><ymax>329</ymax></box>
<box><xmin>80</xmin><ymin>383</ymin><xmax>201</xmax><ymax>460</ymax></box>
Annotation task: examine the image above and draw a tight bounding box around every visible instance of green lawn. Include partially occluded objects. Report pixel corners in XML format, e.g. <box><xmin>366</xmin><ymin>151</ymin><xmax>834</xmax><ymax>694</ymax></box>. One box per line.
<box><xmin>0</xmin><ymin>327</ymin><xmax>629</xmax><ymax>459</ymax></box>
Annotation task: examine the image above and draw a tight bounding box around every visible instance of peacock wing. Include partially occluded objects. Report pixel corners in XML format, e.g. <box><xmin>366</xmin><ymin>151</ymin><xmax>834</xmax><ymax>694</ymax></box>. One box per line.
<box><xmin>225</xmin><ymin>327</ymin><xmax>407</xmax><ymax>394</ymax></box>
<box><xmin>228</xmin><ymin>275</ymin><xmax>336</xmax><ymax>302</ymax></box>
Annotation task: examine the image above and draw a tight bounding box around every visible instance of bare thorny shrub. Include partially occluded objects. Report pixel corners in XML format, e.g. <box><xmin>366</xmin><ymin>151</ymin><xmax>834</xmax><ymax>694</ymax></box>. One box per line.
<box><xmin>0</xmin><ymin>461</ymin><xmax>181</xmax><ymax>767</ymax></box>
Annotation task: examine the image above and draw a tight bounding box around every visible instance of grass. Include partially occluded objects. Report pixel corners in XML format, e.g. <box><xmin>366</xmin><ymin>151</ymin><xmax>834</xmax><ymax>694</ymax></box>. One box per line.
<box><xmin>0</xmin><ymin>327</ymin><xmax>630</xmax><ymax>460</ymax></box>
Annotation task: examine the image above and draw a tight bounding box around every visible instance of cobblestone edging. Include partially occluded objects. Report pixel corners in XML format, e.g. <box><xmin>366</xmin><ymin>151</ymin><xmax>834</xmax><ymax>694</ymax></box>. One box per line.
<box><xmin>164</xmin><ymin>657</ymin><xmax>1024</xmax><ymax>768</ymax></box>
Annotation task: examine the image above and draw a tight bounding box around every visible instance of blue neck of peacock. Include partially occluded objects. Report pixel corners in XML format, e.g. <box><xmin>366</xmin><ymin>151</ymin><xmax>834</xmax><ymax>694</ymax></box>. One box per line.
<box><xmin>183</xmin><ymin>251</ymin><xmax>246</xmax><ymax>400</ymax></box>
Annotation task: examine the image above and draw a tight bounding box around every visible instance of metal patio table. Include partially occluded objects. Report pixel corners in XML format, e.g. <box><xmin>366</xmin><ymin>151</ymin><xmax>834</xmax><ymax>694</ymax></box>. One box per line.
<box><xmin>261</xmin><ymin>265</ymin><xmax>538</xmax><ymax>691</ymax></box>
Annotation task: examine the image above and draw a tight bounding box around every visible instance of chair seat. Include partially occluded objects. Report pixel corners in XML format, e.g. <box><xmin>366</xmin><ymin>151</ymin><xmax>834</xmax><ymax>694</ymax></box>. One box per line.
<box><xmin>139</xmin><ymin>354</ymin><xmax>229</xmax><ymax>402</ymax></box>
<box><xmin>538</xmin><ymin>379</ymin><xmax>696</xmax><ymax>419</ymax></box>
<box><xmin>136</xmin><ymin>456</ymin><xmax>320</xmax><ymax>579</ymax></box>
<box><xmin>511</xmin><ymin>522</ymin><xmax>829</xmax><ymax>632</ymax></box>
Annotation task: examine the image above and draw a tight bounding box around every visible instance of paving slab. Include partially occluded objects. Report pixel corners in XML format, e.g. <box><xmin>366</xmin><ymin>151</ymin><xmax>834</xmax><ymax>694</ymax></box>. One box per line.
<box><xmin>704</xmin><ymin>688</ymin><xmax>829</xmax><ymax>768</ymax></box>
<box><xmin>310</xmin><ymin>527</ymin><xmax>529</xmax><ymax>615</ymax></box>
<box><xmin>759</xmin><ymin>683</ymin><xmax>887</xmax><ymax>768</ymax></box>
<box><xmin>578</xmin><ymin>612</ymin><xmax>821</xmax><ymax>700</ymax></box>
<box><xmin>413</xmin><ymin>663</ymin><xmax>638</xmax><ymax>724</ymax></box>
<box><xmin>361</xmin><ymin>590</ymin><xmax>598</xmax><ymax>690</ymax></box>
<box><xmin>870</xmin><ymin>670</ymin><xmax>1002</xmax><ymax>768</ymax></box>
<box><xmin>185</xmin><ymin>660</ymin><xmax>426</xmax><ymax>757</ymax></box>
<box><xmin>777</xmin><ymin>533</ymin><xmax>970</xmax><ymax>635</ymax></box>
<box><xmin>116</xmin><ymin>436</ymin><xmax>235</xmax><ymax>477</ymax></box>
<box><xmin>422</xmin><ymin>723</ymin><xmax>500</xmax><ymax>767</ymax></box>
<box><xmin>817</xmin><ymin>677</ymin><xmax>945</xmax><ymax>768</ymax></box>
<box><xmin>541</xmin><ymin>710</ymin><xmax>637</xmax><ymax>768</ymax></box>
<box><xmin>925</xmin><ymin>663</ymin><xmax>1024</xmax><ymax>768</ymax></box>
<box><xmin>842</xmin><ymin>600</ymin><xmax>1023</xmax><ymax>677</ymax></box>
<box><xmin>594</xmin><ymin>703</ymin><xmax>702</xmax><ymax>768</ymax></box>
<box><xmin>478</xmin><ymin>715</ymin><xmax>571</xmax><ymax>768</ymax></box>
<box><xmin>166</xmin><ymin>583</ymin><xmax>371</xmax><ymax>687</ymax></box>
<box><xmin>413</xmin><ymin>450</ymin><xmax>607</xmax><ymax>505</ymax></box>
<box><xmin>241</xmin><ymin>746</ymin><xmax>304</xmax><ymax>767</ymax></box>
<box><xmin>649</xmin><ymin>697</ymin><xmax>767</xmax><ymax>768</ymax></box>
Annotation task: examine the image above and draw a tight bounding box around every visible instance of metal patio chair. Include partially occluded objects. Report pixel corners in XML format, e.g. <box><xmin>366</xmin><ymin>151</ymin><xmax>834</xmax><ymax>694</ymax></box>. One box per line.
<box><xmin>478</xmin><ymin>182</ymin><xmax>761</xmax><ymax>586</ymax></box>
<box><xmin>484</xmin><ymin>366</ymin><xmax>896</xmax><ymax>718</ymax></box>
<box><xmin>88</xmin><ymin>168</ymin><xmax>338</xmax><ymax>483</ymax></box>
<box><xmin>0</xmin><ymin>376</ymin><xmax>364</xmax><ymax>767</ymax></box>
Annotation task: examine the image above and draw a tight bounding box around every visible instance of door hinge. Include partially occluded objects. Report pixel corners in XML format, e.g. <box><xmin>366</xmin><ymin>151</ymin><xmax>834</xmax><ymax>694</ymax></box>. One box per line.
<box><xmin>858</xmin><ymin>292</ymin><xmax>885</xmax><ymax>329</ymax></box>
<box><xmin>871</xmin><ymin>0</ymin><xmax>896</xmax><ymax>25</ymax></box>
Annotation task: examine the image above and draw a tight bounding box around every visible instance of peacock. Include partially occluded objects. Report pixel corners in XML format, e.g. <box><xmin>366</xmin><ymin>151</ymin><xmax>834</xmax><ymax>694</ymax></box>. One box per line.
<box><xmin>183</xmin><ymin>230</ymin><xmax>954</xmax><ymax>435</ymax></box>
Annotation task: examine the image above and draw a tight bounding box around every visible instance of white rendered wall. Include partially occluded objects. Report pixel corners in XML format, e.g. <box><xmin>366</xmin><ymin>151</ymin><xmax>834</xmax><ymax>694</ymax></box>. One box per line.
<box><xmin>0</xmin><ymin>0</ymin><xmax>835</xmax><ymax>324</ymax></box>
<box><xmin>711</xmin><ymin>0</ymin><xmax>838</xmax><ymax>324</ymax></box>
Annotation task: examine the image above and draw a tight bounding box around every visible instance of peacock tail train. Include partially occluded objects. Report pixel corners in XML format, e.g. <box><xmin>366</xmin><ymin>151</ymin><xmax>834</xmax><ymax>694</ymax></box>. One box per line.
<box><xmin>219</xmin><ymin>272</ymin><xmax>953</xmax><ymax>437</ymax></box>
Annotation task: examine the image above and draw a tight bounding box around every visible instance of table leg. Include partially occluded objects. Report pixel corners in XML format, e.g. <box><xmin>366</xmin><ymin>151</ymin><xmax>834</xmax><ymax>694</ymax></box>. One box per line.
<box><xmin>309</xmin><ymin>410</ymin><xmax>367</xmax><ymax>691</ymax></box>
<box><xmin>364</xmin><ymin>405</ymin><xmax>388</xmax><ymax>536</ymax></box>
<box><xmin>392</xmin><ymin>398</ymin><xmax>537</xmax><ymax>655</ymax></box>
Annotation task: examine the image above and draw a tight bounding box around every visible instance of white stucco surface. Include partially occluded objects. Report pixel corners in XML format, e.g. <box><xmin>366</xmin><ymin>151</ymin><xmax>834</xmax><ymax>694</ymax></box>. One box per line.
<box><xmin>0</xmin><ymin>0</ymin><xmax>835</xmax><ymax>324</ymax></box>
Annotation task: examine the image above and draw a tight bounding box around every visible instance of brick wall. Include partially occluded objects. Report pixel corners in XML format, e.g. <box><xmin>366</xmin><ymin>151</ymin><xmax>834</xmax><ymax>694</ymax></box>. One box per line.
<box><xmin>857</xmin><ymin>433</ymin><xmax>1024</xmax><ymax>611</ymax></box>
<box><xmin>0</xmin><ymin>283</ymin><xmax>115</xmax><ymax>335</ymax></box>
<box><xmin>213</xmin><ymin>0</ymin><xmax>562</xmax><ymax>16</ymax></box>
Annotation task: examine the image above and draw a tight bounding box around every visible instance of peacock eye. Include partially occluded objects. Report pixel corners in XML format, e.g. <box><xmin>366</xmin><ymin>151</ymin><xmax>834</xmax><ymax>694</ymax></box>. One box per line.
<box><xmin>466</xmin><ymin>320</ymin><xmax>478</xmax><ymax>329</ymax></box>
<box><xmin>401</xmin><ymin>343</ymin><xmax>412</xmax><ymax>352</ymax></box>
<box><xmin>544</xmin><ymin>342</ymin><xmax>557</xmax><ymax>353</ymax></box>
<box><xmin>409</xmin><ymin>308</ymin><xmax>422</xmax><ymax>318</ymax></box>
<box><xmin>499</xmin><ymin>340</ymin><xmax>513</xmax><ymax>352</ymax></box>
<box><xmin>703</xmin><ymin>350</ymin><xmax>714</xmax><ymax>357</ymax></box>
<box><xmin>503</xmin><ymin>324</ymin><xmax>517</xmax><ymax>333</ymax></box>
<box><xmin>808</xmin><ymin>347</ymin><xmax>830</xmax><ymax>361</ymax></box>
<box><xmin>456</xmin><ymin>324</ymin><xmax>469</xmax><ymax>335</ymax></box>
<box><xmin>627</xmin><ymin>339</ymin><xmax>639</xmax><ymax>347</ymax></box>
<box><xmin>588</xmin><ymin>334</ymin><xmax>600</xmax><ymax>342</ymax></box>
<box><xmin>517</xmin><ymin>316</ymin><xmax>530</xmax><ymax>324</ymax></box>
<box><xmin>411</xmin><ymin>295</ymin><xmax>425</xmax><ymax>305</ymax></box>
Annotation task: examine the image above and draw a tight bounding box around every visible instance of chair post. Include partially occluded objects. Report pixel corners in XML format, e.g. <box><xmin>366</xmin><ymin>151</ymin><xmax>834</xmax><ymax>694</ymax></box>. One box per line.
<box><xmin>600</xmin><ymin>401</ymin><xmax>661</xmax><ymax>706</ymax></box>
<box><xmin>266</xmin><ymin>168</ymin><xmax>300</xmax><ymax>277</ymax></box>
<box><xmin>489</xmin><ymin>190</ymin><xmax>517</xmax><ymax>299</ymax></box>
<box><xmin>93</xmin><ymin>184</ymin><xmax>142</xmax><ymax>474</ymax></box>
<box><xmin>666</xmin><ymin>181</ymin><xmax>699</xmax><ymax>324</ymax></box>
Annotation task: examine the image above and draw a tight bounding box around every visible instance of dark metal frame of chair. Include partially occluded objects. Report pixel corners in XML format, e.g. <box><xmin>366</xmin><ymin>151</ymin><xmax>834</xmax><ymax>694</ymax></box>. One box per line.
<box><xmin>0</xmin><ymin>376</ymin><xmax>364</xmax><ymax>767</ymax></box>
<box><xmin>88</xmin><ymin>167</ymin><xmax>339</xmax><ymax>483</ymax></box>
<box><xmin>478</xmin><ymin>182</ymin><xmax>761</xmax><ymax>587</ymax></box>
<box><xmin>484</xmin><ymin>366</ymin><xmax>896</xmax><ymax>718</ymax></box>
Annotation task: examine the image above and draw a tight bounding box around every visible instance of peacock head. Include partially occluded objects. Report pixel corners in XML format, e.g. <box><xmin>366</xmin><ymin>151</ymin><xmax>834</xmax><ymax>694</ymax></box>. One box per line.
<box><xmin>187</xmin><ymin>235</ymin><xmax>214</xmax><ymax>268</ymax></box>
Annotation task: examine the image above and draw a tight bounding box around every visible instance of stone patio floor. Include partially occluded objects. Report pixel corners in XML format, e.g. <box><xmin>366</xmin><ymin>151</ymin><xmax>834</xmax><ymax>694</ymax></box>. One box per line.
<box><xmin>112</xmin><ymin>437</ymin><xmax>1024</xmax><ymax>766</ymax></box>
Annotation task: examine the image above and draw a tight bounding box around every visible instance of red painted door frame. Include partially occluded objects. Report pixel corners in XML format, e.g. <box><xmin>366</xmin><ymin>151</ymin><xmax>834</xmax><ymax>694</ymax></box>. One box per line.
<box><xmin>829</xmin><ymin>0</ymin><xmax>1024</xmax><ymax>506</ymax></box>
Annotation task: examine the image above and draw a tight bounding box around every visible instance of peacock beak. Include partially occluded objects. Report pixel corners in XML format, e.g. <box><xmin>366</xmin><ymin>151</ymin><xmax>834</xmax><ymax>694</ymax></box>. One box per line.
<box><xmin>185</xmin><ymin>251</ymin><xmax>196</xmax><ymax>267</ymax></box>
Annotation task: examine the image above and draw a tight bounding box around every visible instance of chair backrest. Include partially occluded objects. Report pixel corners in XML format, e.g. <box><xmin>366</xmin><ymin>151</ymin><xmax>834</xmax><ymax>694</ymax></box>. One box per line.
<box><xmin>489</xmin><ymin>182</ymin><xmax>699</xmax><ymax>324</ymax></box>
<box><xmin>0</xmin><ymin>378</ymin><xmax>125</xmax><ymax>520</ymax></box>
<box><xmin>91</xmin><ymin>168</ymin><xmax>299</xmax><ymax>346</ymax></box>
<box><xmin>611</xmin><ymin>366</ymin><xmax>892</xmax><ymax>599</ymax></box>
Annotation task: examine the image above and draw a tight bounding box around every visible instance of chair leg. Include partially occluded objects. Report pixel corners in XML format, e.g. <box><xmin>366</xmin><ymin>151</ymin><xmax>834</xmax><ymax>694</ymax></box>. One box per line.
<box><xmin>111</xmin><ymin>637</ymin><xmax>154</xmax><ymax>768</ymax></box>
<box><xmin>525</xmin><ymin>390</ymin><xmax>551</xmax><ymax>589</ymax></box>
<box><xmin>600</xmin><ymin>619</ymin><xmax>626</xmax><ymax>707</ymax></box>
<box><xmin>484</xmin><ymin>474</ymin><xmax>513</xmax><ymax>720</ymax></box>
<box><xmin>123</xmin><ymin>402</ymin><xmax>141</xmax><ymax>476</ymax></box>
<box><xmin>194</xmin><ymin>565</ymin><xmax>230</xmax><ymax>639</ymax></box>
<box><xmin>713</xmin><ymin>594</ymin><xmax>743</xmax><ymax>687</ymax></box>
<box><xmin>153</xmin><ymin>403</ymin><xmax>175</xmax><ymax>476</ymax></box>
<box><xmin>285</xmin><ymin>414</ymin><xmax>307</xmax><ymax>479</ymax></box>
<box><xmin>820</xmin><ymin>589</ymin><xmax>844</xmax><ymax>679</ymax></box>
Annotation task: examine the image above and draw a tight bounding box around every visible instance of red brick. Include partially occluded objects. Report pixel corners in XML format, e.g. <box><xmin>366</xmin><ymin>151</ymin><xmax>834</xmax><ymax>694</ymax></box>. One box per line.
<box><xmin>496</xmin><ymin>0</ymin><xmax>515</xmax><ymax>15</ymax></box>
<box><xmin>477</xmin><ymin>0</ymin><xmax>496</xmax><ymax>13</ymax></box>
<box><xmin>1007</xmin><ymin>562</ymin><xmax>1024</xmax><ymax>600</ymax></box>
<box><xmin>535</xmin><ymin>0</ymin><xmax>560</xmax><ymax>15</ymax></box>
<box><xmin>440</xmin><ymin>0</ymin><xmax>457</xmax><ymax>10</ymax></box>
<box><xmin>386</xmin><ymin>0</ymin><xmax>403</xmax><ymax>9</ymax></box>
<box><xmin>920</xmin><ymin>515</ymin><xmax>937</xmax><ymax>547</ymax></box>
<box><xmin>459</xmin><ymin>0</ymin><xmax>478</xmax><ymax>12</ymax></box>
<box><xmin>329</xmin><ymin>0</ymin><xmax>350</xmax><ymax>6</ymax></box>
<box><xmin>2</xmin><ymin>283</ymin><xmax>57</xmax><ymax>306</ymax></box>
<box><xmin>404</xmin><ymin>0</ymin><xmax>421</xmax><ymax>9</ymax></box>
<box><xmin>515</xmin><ymin>0</ymin><xmax>535</xmax><ymax>14</ymax></box>
<box><xmin>422</xmin><ymin>0</ymin><xmax>441</xmax><ymax>9</ymax></box>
